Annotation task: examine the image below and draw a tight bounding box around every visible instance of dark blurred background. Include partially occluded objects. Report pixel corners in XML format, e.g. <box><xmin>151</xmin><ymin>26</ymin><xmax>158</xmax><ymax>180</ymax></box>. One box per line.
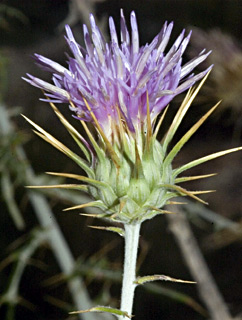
<box><xmin>0</xmin><ymin>1</ymin><xmax>242</xmax><ymax>319</ymax></box>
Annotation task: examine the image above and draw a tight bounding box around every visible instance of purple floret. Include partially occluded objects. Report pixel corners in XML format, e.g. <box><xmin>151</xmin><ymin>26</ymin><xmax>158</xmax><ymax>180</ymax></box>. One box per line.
<box><xmin>24</xmin><ymin>9</ymin><xmax>211</xmax><ymax>137</ymax></box>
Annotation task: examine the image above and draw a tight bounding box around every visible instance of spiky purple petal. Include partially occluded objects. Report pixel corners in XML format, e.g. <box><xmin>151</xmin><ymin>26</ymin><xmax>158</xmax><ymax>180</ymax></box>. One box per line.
<box><xmin>24</xmin><ymin>10</ymin><xmax>211</xmax><ymax>138</ymax></box>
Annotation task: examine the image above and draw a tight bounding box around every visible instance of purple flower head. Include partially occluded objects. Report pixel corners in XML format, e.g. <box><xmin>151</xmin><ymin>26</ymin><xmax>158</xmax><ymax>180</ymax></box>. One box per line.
<box><xmin>24</xmin><ymin>10</ymin><xmax>211</xmax><ymax>139</ymax></box>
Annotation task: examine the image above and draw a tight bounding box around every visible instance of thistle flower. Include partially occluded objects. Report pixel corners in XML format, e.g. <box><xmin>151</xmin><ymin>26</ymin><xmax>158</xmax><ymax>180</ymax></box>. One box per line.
<box><xmin>24</xmin><ymin>10</ymin><xmax>210</xmax><ymax>141</ymax></box>
<box><xmin>22</xmin><ymin>10</ymin><xmax>213</xmax><ymax>223</ymax></box>
<box><xmin>23</xmin><ymin>10</ymin><xmax>242</xmax><ymax>319</ymax></box>
<box><xmin>23</xmin><ymin>10</ymin><xmax>240</xmax><ymax>226</ymax></box>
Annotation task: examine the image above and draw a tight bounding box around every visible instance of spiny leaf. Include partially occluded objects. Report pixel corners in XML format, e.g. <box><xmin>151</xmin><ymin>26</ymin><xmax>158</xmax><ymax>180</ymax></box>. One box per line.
<box><xmin>26</xmin><ymin>184</ymin><xmax>88</xmax><ymax>191</ymax></box>
<box><xmin>153</xmin><ymin>105</ymin><xmax>169</xmax><ymax>139</ymax></box>
<box><xmin>175</xmin><ymin>173</ymin><xmax>217</xmax><ymax>183</ymax></box>
<box><xmin>48</xmin><ymin>100</ymin><xmax>92</xmax><ymax>162</ymax></box>
<box><xmin>46</xmin><ymin>171</ymin><xmax>85</xmax><ymax>180</ymax></box>
<box><xmin>173</xmin><ymin>146</ymin><xmax>242</xmax><ymax>178</ymax></box>
<box><xmin>88</xmin><ymin>226</ymin><xmax>124</xmax><ymax>237</ymax></box>
<box><xmin>34</xmin><ymin>130</ymin><xmax>93</xmax><ymax>177</ymax></box>
<box><xmin>22</xmin><ymin>115</ymin><xmax>94</xmax><ymax>178</ymax></box>
<box><xmin>162</xmin><ymin>72</ymin><xmax>210</xmax><ymax>152</ymax></box>
<box><xmin>135</xmin><ymin>274</ymin><xmax>196</xmax><ymax>285</ymax></box>
<box><xmin>82</xmin><ymin>98</ymin><xmax>121</xmax><ymax>169</ymax></box>
<box><xmin>80</xmin><ymin>119</ymin><xmax>106</xmax><ymax>163</ymax></box>
<box><xmin>161</xmin><ymin>184</ymin><xmax>208</xmax><ymax>205</ymax></box>
<box><xmin>63</xmin><ymin>200</ymin><xmax>106</xmax><ymax>211</ymax></box>
<box><xmin>80</xmin><ymin>213</ymin><xmax>110</xmax><ymax>218</ymax></box>
<box><xmin>46</xmin><ymin>172</ymin><xmax>117</xmax><ymax>207</ymax></box>
<box><xmin>46</xmin><ymin>172</ymin><xmax>108</xmax><ymax>188</ymax></box>
<box><xmin>191</xmin><ymin>190</ymin><xmax>216</xmax><ymax>195</ymax></box>
<box><xmin>164</xmin><ymin>102</ymin><xmax>220</xmax><ymax>166</ymax></box>
<box><xmin>149</xmin><ymin>206</ymin><xmax>176</xmax><ymax>214</ymax></box>
<box><xmin>167</xmin><ymin>200</ymin><xmax>187</xmax><ymax>205</ymax></box>
<box><xmin>69</xmin><ymin>306</ymin><xmax>131</xmax><ymax>318</ymax></box>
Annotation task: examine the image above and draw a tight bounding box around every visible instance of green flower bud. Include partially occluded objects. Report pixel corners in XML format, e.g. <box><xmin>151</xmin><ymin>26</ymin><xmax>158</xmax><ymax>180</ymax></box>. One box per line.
<box><xmin>87</xmin><ymin>134</ymin><xmax>174</xmax><ymax>223</ymax></box>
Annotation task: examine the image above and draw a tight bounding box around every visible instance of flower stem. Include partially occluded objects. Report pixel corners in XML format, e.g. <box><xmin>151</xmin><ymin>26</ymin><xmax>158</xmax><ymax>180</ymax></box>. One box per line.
<box><xmin>120</xmin><ymin>223</ymin><xmax>141</xmax><ymax>318</ymax></box>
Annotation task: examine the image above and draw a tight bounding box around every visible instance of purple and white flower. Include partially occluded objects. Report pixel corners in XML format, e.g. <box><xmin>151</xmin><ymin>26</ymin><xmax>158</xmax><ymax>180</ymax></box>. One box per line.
<box><xmin>24</xmin><ymin>10</ymin><xmax>211</xmax><ymax>139</ymax></box>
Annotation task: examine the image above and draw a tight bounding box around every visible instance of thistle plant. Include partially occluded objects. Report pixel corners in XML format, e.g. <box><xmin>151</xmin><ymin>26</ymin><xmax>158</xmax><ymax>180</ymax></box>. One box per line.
<box><xmin>23</xmin><ymin>10</ymin><xmax>242</xmax><ymax>319</ymax></box>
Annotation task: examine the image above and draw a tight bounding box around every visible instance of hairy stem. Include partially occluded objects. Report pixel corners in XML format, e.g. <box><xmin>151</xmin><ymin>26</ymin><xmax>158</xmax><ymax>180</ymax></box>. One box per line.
<box><xmin>120</xmin><ymin>223</ymin><xmax>141</xmax><ymax>318</ymax></box>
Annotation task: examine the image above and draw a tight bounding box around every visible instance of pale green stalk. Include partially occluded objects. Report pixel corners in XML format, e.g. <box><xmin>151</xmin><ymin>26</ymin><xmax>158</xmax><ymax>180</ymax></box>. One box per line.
<box><xmin>119</xmin><ymin>223</ymin><xmax>141</xmax><ymax>319</ymax></box>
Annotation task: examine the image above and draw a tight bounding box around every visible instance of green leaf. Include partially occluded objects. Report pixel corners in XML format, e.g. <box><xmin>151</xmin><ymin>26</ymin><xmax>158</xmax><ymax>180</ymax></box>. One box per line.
<box><xmin>26</xmin><ymin>184</ymin><xmax>89</xmax><ymax>192</ymax></box>
<box><xmin>175</xmin><ymin>173</ymin><xmax>217</xmax><ymax>184</ymax></box>
<box><xmin>153</xmin><ymin>105</ymin><xmax>169</xmax><ymax>140</ymax></box>
<box><xmin>22</xmin><ymin>115</ymin><xmax>94</xmax><ymax>178</ymax></box>
<box><xmin>63</xmin><ymin>200</ymin><xmax>107</xmax><ymax>212</ymax></box>
<box><xmin>173</xmin><ymin>146</ymin><xmax>242</xmax><ymax>178</ymax></box>
<box><xmin>135</xmin><ymin>274</ymin><xmax>196</xmax><ymax>285</ymax></box>
<box><xmin>46</xmin><ymin>172</ymin><xmax>111</xmax><ymax>189</ymax></box>
<box><xmin>48</xmin><ymin>101</ymin><xmax>92</xmax><ymax>162</ymax></box>
<box><xmin>162</xmin><ymin>72</ymin><xmax>210</xmax><ymax>152</ymax></box>
<box><xmin>88</xmin><ymin>226</ymin><xmax>124</xmax><ymax>237</ymax></box>
<box><xmin>160</xmin><ymin>183</ymin><xmax>208</xmax><ymax>205</ymax></box>
<box><xmin>69</xmin><ymin>306</ymin><xmax>131</xmax><ymax>318</ymax></box>
<box><xmin>164</xmin><ymin>102</ymin><xmax>219</xmax><ymax>166</ymax></box>
<box><xmin>80</xmin><ymin>120</ymin><xmax>107</xmax><ymax>163</ymax></box>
